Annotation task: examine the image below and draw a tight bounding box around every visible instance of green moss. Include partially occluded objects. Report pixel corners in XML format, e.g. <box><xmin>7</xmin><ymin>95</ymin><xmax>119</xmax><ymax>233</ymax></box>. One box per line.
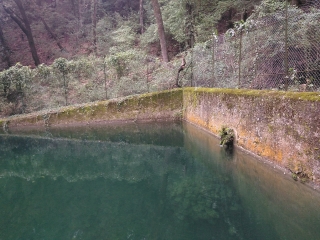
<box><xmin>267</xmin><ymin>124</ymin><xmax>274</xmax><ymax>133</ymax></box>
<box><xmin>174</xmin><ymin>110</ymin><xmax>183</xmax><ymax>119</ymax></box>
<box><xmin>304</xmin><ymin>149</ymin><xmax>313</xmax><ymax>156</ymax></box>
<box><xmin>43</xmin><ymin>89</ymin><xmax>182</xmax><ymax>124</ymax></box>
<box><xmin>183</xmin><ymin>87</ymin><xmax>320</xmax><ymax>102</ymax></box>
<box><xmin>0</xmin><ymin>87</ymin><xmax>317</xmax><ymax>140</ymax></box>
<box><xmin>292</xmin><ymin>173</ymin><xmax>298</xmax><ymax>181</ymax></box>
<box><xmin>226</xmin><ymin>101</ymin><xmax>234</xmax><ymax>110</ymax></box>
<box><xmin>187</xmin><ymin>91</ymin><xmax>199</xmax><ymax>108</ymax></box>
<box><xmin>2</xmin><ymin>120</ymin><xmax>9</xmax><ymax>132</ymax></box>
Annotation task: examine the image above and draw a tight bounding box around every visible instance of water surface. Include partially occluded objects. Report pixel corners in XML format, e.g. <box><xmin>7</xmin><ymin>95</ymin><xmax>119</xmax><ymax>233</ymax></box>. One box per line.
<box><xmin>0</xmin><ymin>122</ymin><xmax>320</xmax><ymax>240</ymax></box>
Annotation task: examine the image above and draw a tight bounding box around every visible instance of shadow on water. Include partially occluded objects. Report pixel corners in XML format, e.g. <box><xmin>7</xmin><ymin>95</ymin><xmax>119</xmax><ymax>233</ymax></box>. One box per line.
<box><xmin>0</xmin><ymin>121</ymin><xmax>320</xmax><ymax>240</ymax></box>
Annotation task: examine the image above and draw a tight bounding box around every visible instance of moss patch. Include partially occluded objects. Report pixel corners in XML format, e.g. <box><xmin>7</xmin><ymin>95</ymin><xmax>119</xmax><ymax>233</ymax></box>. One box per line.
<box><xmin>0</xmin><ymin>89</ymin><xmax>183</xmax><ymax>129</ymax></box>
<box><xmin>183</xmin><ymin>87</ymin><xmax>320</xmax><ymax>102</ymax></box>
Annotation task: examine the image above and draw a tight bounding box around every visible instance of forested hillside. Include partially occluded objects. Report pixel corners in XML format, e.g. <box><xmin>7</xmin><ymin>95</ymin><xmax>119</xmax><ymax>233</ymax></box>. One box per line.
<box><xmin>0</xmin><ymin>0</ymin><xmax>262</xmax><ymax>68</ymax></box>
<box><xmin>0</xmin><ymin>0</ymin><xmax>318</xmax><ymax>117</ymax></box>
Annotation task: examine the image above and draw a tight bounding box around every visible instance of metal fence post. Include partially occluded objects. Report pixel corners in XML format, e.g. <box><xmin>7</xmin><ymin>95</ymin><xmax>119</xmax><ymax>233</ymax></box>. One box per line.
<box><xmin>238</xmin><ymin>29</ymin><xmax>243</xmax><ymax>88</ymax></box>
<box><xmin>146</xmin><ymin>57</ymin><xmax>150</xmax><ymax>93</ymax></box>
<box><xmin>190</xmin><ymin>49</ymin><xmax>194</xmax><ymax>87</ymax></box>
<box><xmin>212</xmin><ymin>34</ymin><xmax>215</xmax><ymax>88</ymax></box>
<box><xmin>103</xmin><ymin>56</ymin><xmax>108</xmax><ymax>99</ymax></box>
<box><xmin>284</xmin><ymin>0</ymin><xmax>289</xmax><ymax>90</ymax></box>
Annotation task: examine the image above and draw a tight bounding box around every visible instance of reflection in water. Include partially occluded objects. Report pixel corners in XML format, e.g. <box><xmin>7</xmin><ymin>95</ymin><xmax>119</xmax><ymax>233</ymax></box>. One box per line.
<box><xmin>0</xmin><ymin>121</ymin><xmax>320</xmax><ymax>240</ymax></box>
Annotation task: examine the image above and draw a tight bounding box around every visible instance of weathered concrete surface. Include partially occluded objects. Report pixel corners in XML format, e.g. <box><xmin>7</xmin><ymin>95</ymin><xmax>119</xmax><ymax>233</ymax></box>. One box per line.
<box><xmin>0</xmin><ymin>89</ymin><xmax>183</xmax><ymax>131</ymax></box>
<box><xmin>1</xmin><ymin>87</ymin><xmax>320</xmax><ymax>184</ymax></box>
<box><xmin>183</xmin><ymin>88</ymin><xmax>320</xmax><ymax>183</ymax></box>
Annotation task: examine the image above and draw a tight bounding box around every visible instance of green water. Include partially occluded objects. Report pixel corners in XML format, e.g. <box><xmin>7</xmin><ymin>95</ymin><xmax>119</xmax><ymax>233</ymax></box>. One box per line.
<box><xmin>1</xmin><ymin>122</ymin><xmax>320</xmax><ymax>240</ymax></box>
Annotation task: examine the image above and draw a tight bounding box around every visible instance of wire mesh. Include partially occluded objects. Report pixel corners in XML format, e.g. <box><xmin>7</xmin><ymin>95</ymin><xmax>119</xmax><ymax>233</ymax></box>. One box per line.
<box><xmin>192</xmin><ymin>0</ymin><xmax>320</xmax><ymax>92</ymax></box>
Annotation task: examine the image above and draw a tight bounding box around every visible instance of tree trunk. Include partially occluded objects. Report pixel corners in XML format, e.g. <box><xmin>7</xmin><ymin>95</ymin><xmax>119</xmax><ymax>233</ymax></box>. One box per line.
<box><xmin>139</xmin><ymin>0</ymin><xmax>144</xmax><ymax>34</ymax></box>
<box><xmin>15</xmin><ymin>0</ymin><xmax>41</xmax><ymax>66</ymax></box>
<box><xmin>77</xmin><ymin>0</ymin><xmax>82</xmax><ymax>46</ymax></box>
<box><xmin>52</xmin><ymin>0</ymin><xmax>57</xmax><ymax>8</ymax></box>
<box><xmin>4</xmin><ymin>0</ymin><xmax>41</xmax><ymax>66</ymax></box>
<box><xmin>151</xmin><ymin>0</ymin><xmax>169</xmax><ymax>62</ymax></box>
<box><xmin>70</xmin><ymin>0</ymin><xmax>77</xmax><ymax>17</ymax></box>
<box><xmin>185</xmin><ymin>2</ymin><xmax>195</xmax><ymax>49</ymax></box>
<box><xmin>0</xmin><ymin>21</ymin><xmax>11</xmax><ymax>68</ymax></box>
<box><xmin>36</xmin><ymin>0</ymin><xmax>42</xmax><ymax>6</ymax></box>
<box><xmin>175</xmin><ymin>54</ymin><xmax>186</xmax><ymax>87</ymax></box>
<box><xmin>92</xmin><ymin>0</ymin><xmax>97</xmax><ymax>55</ymax></box>
<box><xmin>290</xmin><ymin>0</ymin><xmax>302</xmax><ymax>6</ymax></box>
<box><xmin>40</xmin><ymin>17</ymin><xmax>65</xmax><ymax>51</ymax></box>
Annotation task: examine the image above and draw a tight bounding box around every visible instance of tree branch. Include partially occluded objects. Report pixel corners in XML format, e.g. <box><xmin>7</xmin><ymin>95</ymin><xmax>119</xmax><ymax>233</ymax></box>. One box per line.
<box><xmin>40</xmin><ymin>16</ymin><xmax>66</xmax><ymax>51</ymax></box>
<box><xmin>3</xmin><ymin>5</ymin><xmax>28</xmax><ymax>35</ymax></box>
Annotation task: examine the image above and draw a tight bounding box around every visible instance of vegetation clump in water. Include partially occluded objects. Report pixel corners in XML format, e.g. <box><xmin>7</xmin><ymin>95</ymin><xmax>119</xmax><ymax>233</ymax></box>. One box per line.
<box><xmin>219</xmin><ymin>126</ymin><xmax>234</xmax><ymax>148</ymax></box>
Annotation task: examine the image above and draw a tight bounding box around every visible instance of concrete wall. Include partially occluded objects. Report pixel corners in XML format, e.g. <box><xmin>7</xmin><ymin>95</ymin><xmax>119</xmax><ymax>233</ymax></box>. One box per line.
<box><xmin>183</xmin><ymin>88</ymin><xmax>320</xmax><ymax>183</ymax></box>
<box><xmin>1</xmin><ymin>87</ymin><xmax>320</xmax><ymax>183</ymax></box>
<box><xmin>0</xmin><ymin>89</ymin><xmax>183</xmax><ymax>131</ymax></box>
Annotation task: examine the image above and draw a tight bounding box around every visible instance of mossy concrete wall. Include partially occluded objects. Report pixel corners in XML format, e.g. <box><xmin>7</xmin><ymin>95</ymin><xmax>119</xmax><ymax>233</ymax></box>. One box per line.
<box><xmin>1</xmin><ymin>87</ymin><xmax>320</xmax><ymax>183</ymax></box>
<box><xmin>183</xmin><ymin>88</ymin><xmax>320</xmax><ymax>183</ymax></box>
<box><xmin>0</xmin><ymin>89</ymin><xmax>183</xmax><ymax>131</ymax></box>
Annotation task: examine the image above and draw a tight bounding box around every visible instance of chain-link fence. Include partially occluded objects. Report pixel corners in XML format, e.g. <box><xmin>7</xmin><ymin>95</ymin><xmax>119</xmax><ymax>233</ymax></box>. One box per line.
<box><xmin>0</xmin><ymin>53</ymin><xmax>180</xmax><ymax>116</ymax></box>
<box><xmin>190</xmin><ymin>0</ymin><xmax>320</xmax><ymax>92</ymax></box>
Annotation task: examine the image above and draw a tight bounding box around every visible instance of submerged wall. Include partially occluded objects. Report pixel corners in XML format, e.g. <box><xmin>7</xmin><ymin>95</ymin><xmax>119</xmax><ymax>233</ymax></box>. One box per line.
<box><xmin>183</xmin><ymin>88</ymin><xmax>320</xmax><ymax>183</ymax></box>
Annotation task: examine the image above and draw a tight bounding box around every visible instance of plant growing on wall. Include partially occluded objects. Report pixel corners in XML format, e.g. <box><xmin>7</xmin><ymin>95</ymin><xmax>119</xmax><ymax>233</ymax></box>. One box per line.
<box><xmin>219</xmin><ymin>126</ymin><xmax>234</xmax><ymax>148</ymax></box>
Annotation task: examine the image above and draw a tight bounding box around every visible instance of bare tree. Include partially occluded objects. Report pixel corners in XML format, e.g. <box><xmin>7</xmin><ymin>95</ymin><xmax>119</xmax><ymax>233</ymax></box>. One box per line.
<box><xmin>0</xmin><ymin>20</ymin><xmax>11</xmax><ymax>68</ymax></box>
<box><xmin>92</xmin><ymin>0</ymin><xmax>97</xmax><ymax>55</ymax></box>
<box><xmin>151</xmin><ymin>0</ymin><xmax>169</xmax><ymax>62</ymax></box>
<box><xmin>139</xmin><ymin>0</ymin><xmax>144</xmax><ymax>34</ymax></box>
<box><xmin>3</xmin><ymin>0</ymin><xmax>40</xmax><ymax>66</ymax></box>
<box><xmin>52</xmin><ymin>0</ymin><xmax>57</xmax><ymax>8</ymax></box>
<box><xmin>185</xmin><ymin>2</ymin><xmax>195</xmax><ymax>49</ymax></box>
<box><xmin>70</xmin><ymin>0</ymin><xmax>78</xmax><ymax>17</ymax></box>
<box><xmin>40</xmin><ymin>17</ymin><xmax>65</xmax><ymax>51</ymax></box>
